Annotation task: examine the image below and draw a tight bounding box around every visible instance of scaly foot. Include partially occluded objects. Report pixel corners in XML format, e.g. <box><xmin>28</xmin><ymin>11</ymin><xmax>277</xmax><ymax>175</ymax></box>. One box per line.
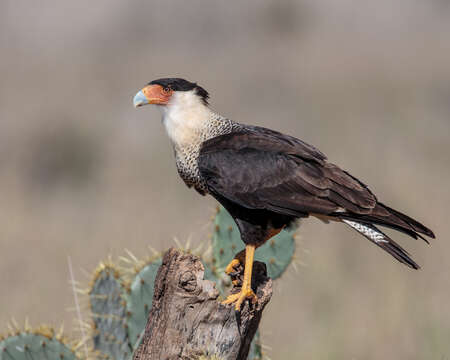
<box><xmin>222</xmin><ymin>245</ymin><xmax>257</xmax><ymax>311</ymax></box>
<box><xmin>222</xmin><ymin>288</ymin><xmax>257</xmax><ymax>311</ymax></box>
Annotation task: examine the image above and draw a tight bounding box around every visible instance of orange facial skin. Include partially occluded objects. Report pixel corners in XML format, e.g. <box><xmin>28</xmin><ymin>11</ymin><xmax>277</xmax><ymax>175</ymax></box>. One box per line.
<box><xmin>142</xmin><ymin>84</ymin><xmax>173</xmax><ymax>105</ymax></box>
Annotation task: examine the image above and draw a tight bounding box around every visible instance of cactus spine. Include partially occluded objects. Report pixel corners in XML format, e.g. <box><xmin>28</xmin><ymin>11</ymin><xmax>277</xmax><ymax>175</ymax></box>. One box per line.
<box><xmin>0</xmin><ymin>326</ymin><xmax>80</xmax><ymax>360</ymax></box>
<box><xmin>88</xmin><ymin>263</ymin><xmax>130</xmax><ymax>360</ymax></box>
<box><xmin>4</xmin><ymin>205</ymin><xmax>299</xmax><ymax>360</ymax></box>
<box><xmin>123</xmin><ymin>257</ymin><xmax>162</xmax><ymax>347</ymax></box>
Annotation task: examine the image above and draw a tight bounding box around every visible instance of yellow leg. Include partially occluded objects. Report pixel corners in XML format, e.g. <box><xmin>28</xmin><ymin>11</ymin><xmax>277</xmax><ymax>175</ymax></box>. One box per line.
<box><xmin>224</xmin><ymin>227</ymin><xmax>284</xmax><ymax>276</ymax></box>
<box><xmin>222</xmin><ymin>245</ymin><xmax>258</xmax><ymax>311</ymax></box>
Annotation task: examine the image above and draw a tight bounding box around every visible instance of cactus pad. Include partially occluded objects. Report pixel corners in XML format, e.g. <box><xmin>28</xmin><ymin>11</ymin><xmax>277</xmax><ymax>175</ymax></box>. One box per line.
<box><xmin>123</xmin><ymin>257</ymin><xmax>162</xmax><ymax>348</ymax></box>
<box><xmin>0</xmin><ymin>328</ymin><xmax>78</xmax><ymax>360</ymax></box>
<box><xmin>212</xmin><ymin>206</ymin><xmax>296</xmax><ymax>279</ymax></box>
<box><xmin>88</xmin><ymin>264</ymin><xmax>130</xmax><ymax>360</ymax></box>
<box><xmin>254</xmin><ymin>230</ymin><xmax>296</xmax><ymax>280</ymax></box>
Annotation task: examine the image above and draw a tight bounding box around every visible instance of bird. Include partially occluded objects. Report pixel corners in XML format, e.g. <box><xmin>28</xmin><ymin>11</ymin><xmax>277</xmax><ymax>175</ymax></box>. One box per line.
<box><xmin>133</xmin><ymin>77</ymin><xmax>435</xmax><ymax>311</ymax></box>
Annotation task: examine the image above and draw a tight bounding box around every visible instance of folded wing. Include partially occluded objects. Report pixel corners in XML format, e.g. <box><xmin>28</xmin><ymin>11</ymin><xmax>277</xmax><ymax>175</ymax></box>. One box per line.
<box><xmin>199</xmin><ymin>126</ymin><xmax>434</xmax><ymax>251</ymax></box>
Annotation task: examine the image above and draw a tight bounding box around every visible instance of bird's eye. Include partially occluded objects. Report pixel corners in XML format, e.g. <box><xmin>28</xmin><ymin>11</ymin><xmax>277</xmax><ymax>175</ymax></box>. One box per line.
<box><xmin>162</xmin><ymin>86</ymin><xmax>171</xmax><ymax>94</ymax></box>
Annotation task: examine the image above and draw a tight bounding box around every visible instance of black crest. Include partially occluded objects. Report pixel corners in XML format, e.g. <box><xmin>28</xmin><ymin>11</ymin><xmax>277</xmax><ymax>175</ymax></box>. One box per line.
<box><xmin>149</xmin><ymin>78</ymin><xmax>209</xmax><ymax>105</ymax></box>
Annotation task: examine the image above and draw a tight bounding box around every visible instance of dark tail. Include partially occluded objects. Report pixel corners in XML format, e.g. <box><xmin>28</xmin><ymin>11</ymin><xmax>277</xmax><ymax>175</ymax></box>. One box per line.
<box><xmin>334</xmin><ymin>203</ymin><xmax>434</xmax><ymax>269</ymax></box>
<box><xmin>342</xmin><ymin>219</ymin><xmax>420</xmax><ymax>269</ymax></box>
<box><xmin>379</xmin><ymin>203</ymin><xmax>435</xmax><ymax>239</ymax></box>
<box><xmin>334</xmin><ymin>203</ymin><xmax>435</xmax><ymax>243</ymax></box>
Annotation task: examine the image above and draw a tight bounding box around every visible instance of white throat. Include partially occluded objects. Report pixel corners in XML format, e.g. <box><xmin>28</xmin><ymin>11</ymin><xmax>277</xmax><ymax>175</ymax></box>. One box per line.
<box><xmin>161</xmin><ymin>90</ymin><xmax>210</xmax><ymax>148</ymax></box>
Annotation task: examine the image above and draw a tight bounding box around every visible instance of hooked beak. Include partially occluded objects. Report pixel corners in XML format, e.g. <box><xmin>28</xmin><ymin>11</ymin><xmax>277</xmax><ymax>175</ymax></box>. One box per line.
<box><xmin>133</xmin><ymin>84</ymin><xmax>171</xmax><ymax>108</ymax></box>
<box><xmin>133</xmin><ymin>90</ymin><xmax>148</xmax><ymax>108</ymax></box>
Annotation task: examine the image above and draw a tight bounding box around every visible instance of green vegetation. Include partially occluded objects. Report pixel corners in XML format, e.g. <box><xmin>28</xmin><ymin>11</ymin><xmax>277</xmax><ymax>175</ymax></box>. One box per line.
<box><xmin>2</xmin><ymin>206</ymin><xmax>298</xmax><ymax>360</ymax></box>
<box><xmin>0</xmin><ymin>327</ymin><xmax>79</xmax><ymax>360</ymax></box>
<box><xmin>88</xmin><ymin>263</ymin><xmax>130</xmax><ymax>360</ymax></box>
<box><xmin>123</xmin><ymin>258</ymin><xmax>162</xmax><ymax>346</ymax></box>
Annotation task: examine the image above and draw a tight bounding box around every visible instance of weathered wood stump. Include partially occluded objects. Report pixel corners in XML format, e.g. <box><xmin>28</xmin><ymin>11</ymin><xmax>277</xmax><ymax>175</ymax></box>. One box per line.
<box><xmin>132</xmin><ymin>248</ymin><xmax>272</xmax><ymax>360</ymax></box>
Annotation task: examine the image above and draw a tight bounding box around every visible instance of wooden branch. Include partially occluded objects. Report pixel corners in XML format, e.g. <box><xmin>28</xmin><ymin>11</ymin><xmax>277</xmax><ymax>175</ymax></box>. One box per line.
<box><xmin>132</xmin><ymin>248</ymin><xmax>272</xmax><ymax>360</ymax></box>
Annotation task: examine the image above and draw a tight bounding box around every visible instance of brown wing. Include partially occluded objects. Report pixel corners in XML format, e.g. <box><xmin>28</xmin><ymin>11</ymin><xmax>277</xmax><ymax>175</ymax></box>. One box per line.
<box><xmin>199</xmin><ymin>127</ymin><xmax>377</xmax><ymax>217</ymax></box>
<box><xmin>198</xmin><ymin>126</ymin><xmax>434</xmax><ymax>240</ymax></box>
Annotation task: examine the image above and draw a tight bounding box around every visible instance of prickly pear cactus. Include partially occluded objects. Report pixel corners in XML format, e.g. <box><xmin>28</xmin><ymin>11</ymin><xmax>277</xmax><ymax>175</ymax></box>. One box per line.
<box><xmin>212</xmin><ymin>206</ymin><xmax>296</xmax><ymax>279</ymax></box>
<box><xmin>123</xmin><ymin>257</ymin><xmax>162</xmax><ymax>347</ymax></box>
<box><xmin>88</xmin><ymin>263</ymin><xmax>130</xmax><ymax>360</ymax></box>
<box><xmin>3</xmin><ymin>203</ymin><xmax>300</xmax><ymax>360</ymax></box>
<box><xmin>88</xmin><ymin>250</ymin><xmax>262</xmax><ymax>360</ymax></box>
<box><xmin>253</xmin><ymin>232</ymin><xmax>296</xmax><ymax>280</ymax></box>
<box><xmin>0</xmin><ymin>327</ymin><xmax>78</xmax><ymax>360</ymax></box>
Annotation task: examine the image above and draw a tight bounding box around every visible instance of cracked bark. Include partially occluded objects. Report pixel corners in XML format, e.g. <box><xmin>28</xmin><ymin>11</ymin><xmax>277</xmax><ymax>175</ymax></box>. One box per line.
<box><xmin>132</xmin><ymin>248</ymin><xmax>272</xmax><ymax>360</ymax></box>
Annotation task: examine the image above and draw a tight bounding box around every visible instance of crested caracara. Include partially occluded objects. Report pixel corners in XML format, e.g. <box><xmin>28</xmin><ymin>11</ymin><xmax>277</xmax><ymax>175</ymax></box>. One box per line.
<box><xmin>133</xmin><ymin>78</ymin><xmax>435</xmax><ymax>311</ymax></box>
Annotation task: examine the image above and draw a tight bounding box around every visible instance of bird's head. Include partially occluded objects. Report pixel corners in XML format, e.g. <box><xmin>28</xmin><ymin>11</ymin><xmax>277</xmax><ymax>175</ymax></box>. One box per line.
<box><xmin>133</xmin><ymin>78</ymin><xmax>209</xmax><ymax>108</ymax></box>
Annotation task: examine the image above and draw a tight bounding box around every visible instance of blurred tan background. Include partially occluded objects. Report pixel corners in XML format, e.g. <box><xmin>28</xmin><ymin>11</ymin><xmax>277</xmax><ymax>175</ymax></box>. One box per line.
<box><xmin>1</xmin><ymin>0</ymin><xmax>449</xmax><ymax>358</ymax></box>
